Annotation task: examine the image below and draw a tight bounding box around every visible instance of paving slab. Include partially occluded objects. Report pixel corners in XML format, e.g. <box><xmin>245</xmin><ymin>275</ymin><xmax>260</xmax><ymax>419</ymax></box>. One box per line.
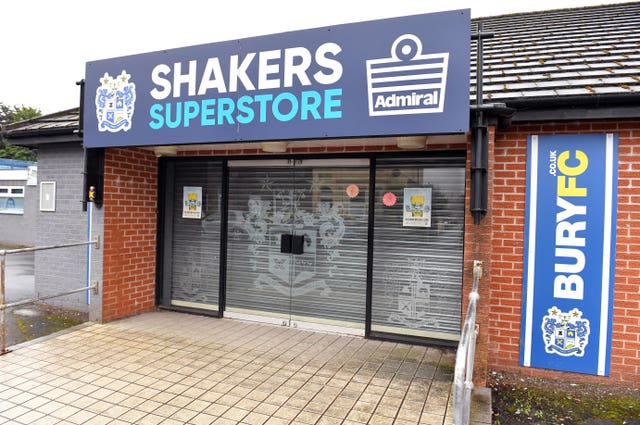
<box><xmin>0</xmin><ymin>311</ymin><xmax>490</xmax><ymax>424</ymax></box>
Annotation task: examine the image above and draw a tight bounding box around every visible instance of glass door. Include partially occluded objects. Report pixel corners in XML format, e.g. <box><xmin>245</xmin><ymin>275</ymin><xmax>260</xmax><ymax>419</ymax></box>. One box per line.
<box><xmin>225</xmin><ymin>159</ymin><xmax>369</xmax><ymax>334</ymax></box>
<box><xmin>162</xmin><ymin>159</ymin><xmax>223</xmax><ymax>312</ymax></box>
<box><xmin>226</xmin><ymin>160</ymin><xmax>295</xmax><ymax>326</ymax></box>
<box><xmin>370</xmin><ymin>157</ymin><xmax>466</xmax><ymax>341</ymax></box>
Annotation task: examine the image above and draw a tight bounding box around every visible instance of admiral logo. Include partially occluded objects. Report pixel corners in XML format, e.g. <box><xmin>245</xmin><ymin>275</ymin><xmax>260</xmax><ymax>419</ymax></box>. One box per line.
<box><xmin>95</xmin><ymin>70</ymin><xmax>136</xmax><ymax>132</ymax></box>
<box><xmin>366</xmin><ymin>34</ymin><xmax>449</xmax><ymax>116</ymax></box>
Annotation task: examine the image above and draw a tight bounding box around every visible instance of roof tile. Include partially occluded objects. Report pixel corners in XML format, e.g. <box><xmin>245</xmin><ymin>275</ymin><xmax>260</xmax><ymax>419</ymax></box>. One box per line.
<box><xmin>473</xmin><ymin>1</ymin><xmax>640</xmax><ymax>102</ymax></box>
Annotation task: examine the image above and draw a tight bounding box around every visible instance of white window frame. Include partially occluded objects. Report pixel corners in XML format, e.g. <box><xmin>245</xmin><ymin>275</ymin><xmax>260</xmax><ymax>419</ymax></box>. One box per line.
<box><xmin>0</xmin><ymin>185</ymin><xmax>25</xmax><ymax>215</ymax></box>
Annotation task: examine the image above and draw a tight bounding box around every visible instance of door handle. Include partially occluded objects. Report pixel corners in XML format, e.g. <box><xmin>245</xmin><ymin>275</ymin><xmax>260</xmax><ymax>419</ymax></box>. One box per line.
<box><xmin>280</xmin><ymin>234</ymin><xmax>292</xmax><ymax>253</ymax></box>
<box><xmin>292</xmin><ymin>235</ymin><xmax>304</xmax><ymax>255</ymax></box>
<box><xmin>281</xmin><ymin>234</ymin><xmax>304</xmax><ymax>254</ymax></box>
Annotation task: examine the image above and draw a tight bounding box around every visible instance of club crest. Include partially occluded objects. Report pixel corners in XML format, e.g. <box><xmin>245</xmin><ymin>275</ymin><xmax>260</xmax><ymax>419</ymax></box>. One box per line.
<box><xmin>542</xmin><ymin>306</ymin><xmax>590</xmax><ymax>357</ymax></box>
<box><xmin>95</xmin><ymin>70</ymin><xmax>136</xmax><ymax>132</ymax></box>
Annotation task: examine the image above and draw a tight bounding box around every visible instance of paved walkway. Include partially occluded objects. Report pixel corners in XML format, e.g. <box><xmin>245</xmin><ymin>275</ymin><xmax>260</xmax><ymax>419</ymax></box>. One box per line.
<box><xmin>0</xmin><ymin>311</ymin><xmax>490</xmax><ymax>424</ymax></box>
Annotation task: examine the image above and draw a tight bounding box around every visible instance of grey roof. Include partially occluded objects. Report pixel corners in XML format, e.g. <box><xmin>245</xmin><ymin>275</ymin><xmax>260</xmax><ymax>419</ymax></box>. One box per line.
<box><xmin>1</xmin><ymin>108</ymin><xmax>82</xmax><ymax>146</ymax></box>
<box><xmin>3</xmin><ymin>2</ymin><xmax>640</xmax><ymax>141</ymax></box>
<box><xmin>471</xmin><ymin>1</ymin><xmax>640</xmax><ymax>104</ymax></box>
<box><xmin>2</xmin><ymin>108</ymin><xmax>79</xmax><ymax>136</ymax></box>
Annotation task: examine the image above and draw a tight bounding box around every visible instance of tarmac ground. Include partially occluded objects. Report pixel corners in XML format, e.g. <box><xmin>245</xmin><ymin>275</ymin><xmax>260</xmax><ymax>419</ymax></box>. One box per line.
<box><xmin>1</xmin><ymin>250</ymin><xmax>88</xmax><ymax>349</ymax></box>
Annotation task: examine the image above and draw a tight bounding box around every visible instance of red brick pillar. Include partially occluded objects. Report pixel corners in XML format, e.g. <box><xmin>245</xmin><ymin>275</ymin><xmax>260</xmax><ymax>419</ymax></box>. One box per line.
<box><xmin>102</xmin><ymin>148</ymin><xmax>158</xmax><ymax>322</ymax></box>
<box><xmin>464</xmin><ymin>126</ymin><xmax>495</xmax><ymax>387</ymax></box>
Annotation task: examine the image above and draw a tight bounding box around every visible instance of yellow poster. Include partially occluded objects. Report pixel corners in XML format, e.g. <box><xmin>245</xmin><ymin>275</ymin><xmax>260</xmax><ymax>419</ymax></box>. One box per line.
<box><xmin>403</xmin><ymin>188</ymin><xmax>432</xmax><ymax>227</ymax></box>
<box><xmin>182</xmin><ymin>186</ymin><xmax>202</xmax><ymax>219</ymax></box>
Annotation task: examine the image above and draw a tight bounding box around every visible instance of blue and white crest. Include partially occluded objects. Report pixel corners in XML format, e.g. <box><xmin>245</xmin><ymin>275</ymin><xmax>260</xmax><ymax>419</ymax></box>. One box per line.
<box><xmin>542</xmin><ymin>306</ymin><xmax>590</xmax><ymax>357</ymax></box>
<box><xmin>95</xmin><ymin>70</ymin><xmax>136</xmax><ymax>132</ymax></box>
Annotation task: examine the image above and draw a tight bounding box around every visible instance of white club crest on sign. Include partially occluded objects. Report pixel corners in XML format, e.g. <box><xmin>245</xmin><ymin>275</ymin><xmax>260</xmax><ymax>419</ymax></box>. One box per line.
<box><xmin>95</xmin><ymin>70</ymin><xmax>136</xmax><ymax>132</ymax></box>
<box><xmin>541</xmin><ymin>306</ymin><xmax>590</xmax><ymax>357</ymax></box>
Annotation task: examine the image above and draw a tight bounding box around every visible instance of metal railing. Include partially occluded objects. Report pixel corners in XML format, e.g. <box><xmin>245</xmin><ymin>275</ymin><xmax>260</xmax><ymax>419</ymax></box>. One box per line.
<box><xmin>453</xmin><ymin>260</ymin><xmax>483</xmax><ymax>425</ymax></box>
<box><xmin>0</xmin><ymin>236</ymin><xmax>100</xmax><ymax>355</ymax></box>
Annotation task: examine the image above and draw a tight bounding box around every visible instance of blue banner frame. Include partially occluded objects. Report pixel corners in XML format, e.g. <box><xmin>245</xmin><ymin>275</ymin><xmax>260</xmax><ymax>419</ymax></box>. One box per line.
<box><xmin>520</xmin><ymin>133</ymin><xmax>618</xmax><ymax>376</ymax></box>
<box><xmin>83</xmin><ymin>9</ymin><xmax>470</xmax><ymax>148</ymax></box>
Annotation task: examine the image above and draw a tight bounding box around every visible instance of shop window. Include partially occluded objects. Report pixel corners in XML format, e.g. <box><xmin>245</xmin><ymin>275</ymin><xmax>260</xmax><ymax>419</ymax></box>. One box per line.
<box><xmin>370</xmin><ymin>157</ymin><xmax>466</xmax><ymax>341</ymax></box>
<box><xmin>0</xmin><ymin>186</ymin><xmax>25</xmax><ymax>214</ymax></box>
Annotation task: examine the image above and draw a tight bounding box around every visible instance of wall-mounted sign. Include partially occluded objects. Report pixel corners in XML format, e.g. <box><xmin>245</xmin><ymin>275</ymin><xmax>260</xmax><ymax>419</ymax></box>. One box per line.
<box><xmin>27</xmin><ymin>166</ymin><xmax>37</xmax><ymax>186</ymax></box>
<box><xmin>83</xmin><ymin>9</ymin><xmax>470</xmax><ymax>148</ymax></box>
<box><xmin>403</xmin><ymin>187</ymin><xmax>432</xmax><ymax>227</ymax></box>
<box><xmin>182</xmin><ymin>186</ymin><xmax>203</xmax><ymax>219</ymax></box>
<box><xmin>40</xmin><ymin>181</ymin><xmax>56</xmax><ymax>212</ymax></box>
<box><xmin>520</xmin><ymin>134</ymin><xmax>618</xmax><ymax>376</ymax></box>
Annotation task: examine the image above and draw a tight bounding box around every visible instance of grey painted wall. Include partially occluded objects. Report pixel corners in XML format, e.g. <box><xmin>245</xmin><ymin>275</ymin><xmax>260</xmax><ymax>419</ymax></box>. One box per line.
<box><xmin>34</xmin><ymin>143</ymin><xmax>103</xmax><ymax>319</ymax></box>
<box><xmin>0</xmin><ymin>178</ymin><xmax>37</xmax><ymax>246</ymax></box>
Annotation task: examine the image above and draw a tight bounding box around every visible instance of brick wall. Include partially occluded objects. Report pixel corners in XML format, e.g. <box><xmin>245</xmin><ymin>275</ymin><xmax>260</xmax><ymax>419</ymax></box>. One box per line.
<box><xmin>463</xmin><ymin>128</ymin><xmax>495</xmax><ymax>386</ymax></box>
<box><xmin>102</xmin><ymin>148</ymin><xmax>158</xmax><ymax>322</ymax></box>
<box><xmin>175</xmin><ymin>141</ymin><xmax>468</xmax><ymax>157</ymax></box>
<box><xmin>490</xmin><ymin>119</ymin><xmax>640</xmax><ymax>386</ymax></box>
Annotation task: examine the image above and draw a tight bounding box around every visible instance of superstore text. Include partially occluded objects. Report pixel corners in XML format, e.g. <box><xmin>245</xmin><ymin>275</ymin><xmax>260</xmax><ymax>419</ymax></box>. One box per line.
<box><xmin>148</xmin><ymin>43</ymin><xmax>344</xmax><ymax>129</ymax></box>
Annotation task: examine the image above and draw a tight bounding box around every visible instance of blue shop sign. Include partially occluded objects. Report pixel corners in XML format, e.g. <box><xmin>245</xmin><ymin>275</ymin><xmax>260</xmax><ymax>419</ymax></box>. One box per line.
<box><xmin>83</xmin><ymin>9</ymin><xmax>470</xmax><ymax>148</ymax></box>
<box><xmin>520</xmin><ymin>134</ymin><xmax>618</xmax><ymax>376</ymax></box>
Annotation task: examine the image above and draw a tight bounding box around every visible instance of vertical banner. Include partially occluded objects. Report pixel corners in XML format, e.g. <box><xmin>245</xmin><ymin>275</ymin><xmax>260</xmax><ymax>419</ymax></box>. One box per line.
<box><xmin>520</xmin><ymin>134</ymin><xmax>617</xmax><ymax>376</ymax></box>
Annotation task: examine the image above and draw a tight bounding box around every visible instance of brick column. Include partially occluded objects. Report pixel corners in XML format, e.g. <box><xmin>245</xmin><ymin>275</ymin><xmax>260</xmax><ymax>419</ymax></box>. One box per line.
<box><xmin>102</xmin><ymin>148</ymin><xmax>158</xmax><ymax>322</ymax></box>
<box><xmin>464</xmin><ymin>127</ymin><xmax>495</xmax><ymax>387</ymax></box>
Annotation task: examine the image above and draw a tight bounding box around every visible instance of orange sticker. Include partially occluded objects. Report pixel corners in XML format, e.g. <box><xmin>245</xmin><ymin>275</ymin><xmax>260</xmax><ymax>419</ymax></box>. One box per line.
<box><xmin>346</xmin><ymin>184</ymin><xmax>360</xmax><ymax>198</ymax></box>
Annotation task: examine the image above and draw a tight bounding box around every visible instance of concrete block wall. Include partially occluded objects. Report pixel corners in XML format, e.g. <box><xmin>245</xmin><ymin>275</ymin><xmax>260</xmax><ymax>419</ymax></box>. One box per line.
<box><xmin>34</xmin><ymin>143</ymin><xmax>103</xmax><ymax>318</ymax></box>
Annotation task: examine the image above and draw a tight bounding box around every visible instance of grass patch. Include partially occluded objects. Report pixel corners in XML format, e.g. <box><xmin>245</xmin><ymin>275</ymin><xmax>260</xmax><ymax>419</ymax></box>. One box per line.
<box><xmin>14</xmin><ymin>317</ymin><xmax>34</xmax><ymax>341</ymax></box>
<box><xmin>9</xmin><ymin>304</ymin><xmax>88</xmax><ymax>344</ymax></box>
<box><xmin>490</xmin><ymin>371</ymin><xmax>640</xmax><ymax>425</ymax></box>
<box><xmin>44</xmin><ymin>311</ymin><xmax>85</xmax><ymax>332</ymax></box>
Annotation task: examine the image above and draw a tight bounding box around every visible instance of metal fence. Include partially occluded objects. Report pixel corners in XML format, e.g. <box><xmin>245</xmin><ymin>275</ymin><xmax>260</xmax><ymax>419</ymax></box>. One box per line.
<box><xmin>0</xmin><ymin>237</ymin><xmax>100</xmax><ymax>355</ymax></box>
<box><xmin>453</xmin><ymin>260</ymin><xmax>483</xmax><ymax>425</ymax></box>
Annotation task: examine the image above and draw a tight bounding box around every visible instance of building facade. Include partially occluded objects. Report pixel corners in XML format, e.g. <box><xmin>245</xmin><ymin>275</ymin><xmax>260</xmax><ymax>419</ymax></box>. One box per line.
<box><xmin>0</xmin><ymin>159</ymin><xmax>37</xmax><ymax>246</ymax></box>
<box><xmin>4</xmin><ymin>3</ymin><xmax>640</xmax><ymax>387</ymax></box>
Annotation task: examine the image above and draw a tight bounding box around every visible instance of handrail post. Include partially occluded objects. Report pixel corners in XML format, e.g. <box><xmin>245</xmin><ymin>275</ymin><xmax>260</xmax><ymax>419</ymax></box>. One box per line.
<box><xmin>1</xmin><ymin>250</ymin><xmax>6</xmax><ymax>354</ymax></box>
<box><xmin>453</xmin><ymin>260</ymin><xmax>483</xmax><ymax>425</ymax></box>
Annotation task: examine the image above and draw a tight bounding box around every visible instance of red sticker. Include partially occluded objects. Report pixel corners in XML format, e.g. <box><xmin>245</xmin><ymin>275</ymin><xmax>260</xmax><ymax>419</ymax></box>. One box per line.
<box><xmin>382</xmin><ymin>192</ymin><xmax>397</xmax><ymax>207</ymax></box>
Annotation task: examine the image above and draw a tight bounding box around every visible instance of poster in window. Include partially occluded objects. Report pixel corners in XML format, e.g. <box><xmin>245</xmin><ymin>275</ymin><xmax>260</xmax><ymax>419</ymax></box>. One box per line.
<box><xmin>27</xmin><ymin>166</ymin><xmax>38</xmax><ymax>186</ymax></box>
<box><xmin>403</xmin><ymin>188</ymin><xmax>432</xmax><ymax>227</ymax></box>
<box><xmin>182</xmin><ymin>186</ymin><xmax>202</xmax><ymax>219</ymax></box>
